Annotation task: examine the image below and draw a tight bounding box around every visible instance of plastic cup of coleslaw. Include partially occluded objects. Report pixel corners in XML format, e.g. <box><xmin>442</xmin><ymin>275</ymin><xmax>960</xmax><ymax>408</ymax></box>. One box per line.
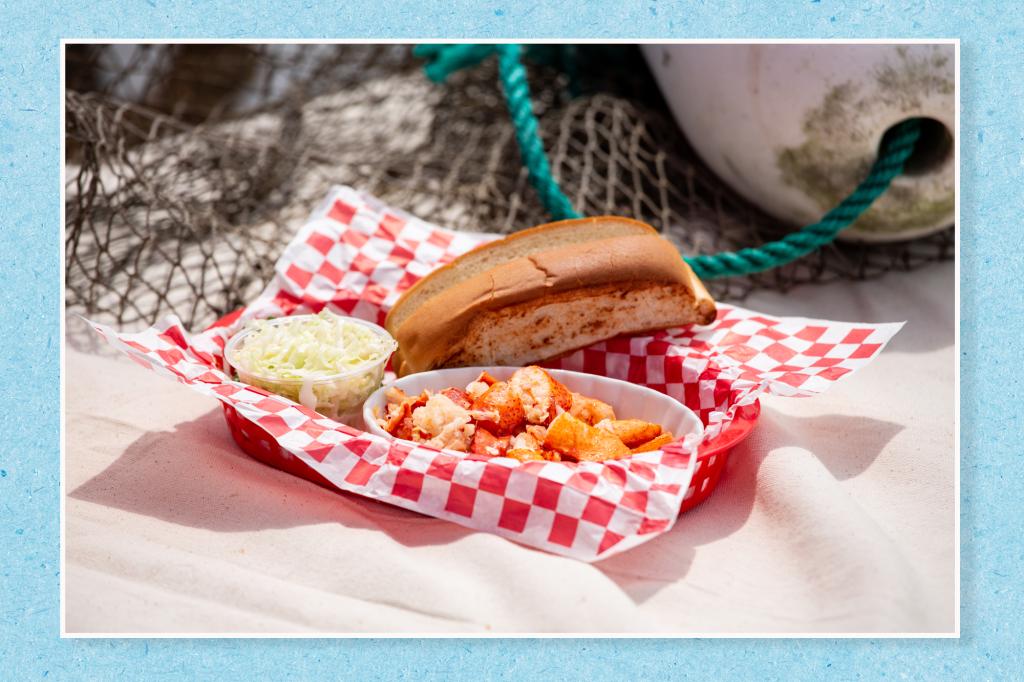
<box><xmin>224</xmin><ymin>311</ymin><xmax>397</xmax><ymax>423</ymax></box>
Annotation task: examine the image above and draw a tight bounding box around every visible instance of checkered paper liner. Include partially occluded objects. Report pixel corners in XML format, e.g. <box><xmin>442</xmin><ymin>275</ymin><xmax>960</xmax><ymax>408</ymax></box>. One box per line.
<box><xmin>90</xmin><ymin>186</ymin><xmax>903</xmax><ymax>562</ymax></box>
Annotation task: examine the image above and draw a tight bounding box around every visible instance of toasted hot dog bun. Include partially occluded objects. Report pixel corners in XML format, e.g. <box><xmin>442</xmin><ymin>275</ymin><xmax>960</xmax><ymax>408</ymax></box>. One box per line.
<box><xmin>386</xmin><ymin>216</ymin><xmax>716</xmax><ymax>375</ymax></box>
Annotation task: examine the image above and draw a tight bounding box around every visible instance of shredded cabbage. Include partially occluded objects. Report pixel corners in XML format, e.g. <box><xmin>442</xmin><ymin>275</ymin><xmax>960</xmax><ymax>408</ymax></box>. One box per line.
<box><xmin>228</xmin><ymin>310</ymin><xmax>397</xmax><ymax>420</ymax></box>
<box><xmin>233</xmin><ymin>310</ymin><xmax>396</xmax><ymax>380</ymax></box>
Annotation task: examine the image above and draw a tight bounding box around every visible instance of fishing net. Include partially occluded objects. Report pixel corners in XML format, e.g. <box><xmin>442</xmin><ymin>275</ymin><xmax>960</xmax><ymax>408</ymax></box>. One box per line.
<box><xmin>64</xmin><ymin>44</ymin><xmax>954</xmax><ymax>347</ymax></box>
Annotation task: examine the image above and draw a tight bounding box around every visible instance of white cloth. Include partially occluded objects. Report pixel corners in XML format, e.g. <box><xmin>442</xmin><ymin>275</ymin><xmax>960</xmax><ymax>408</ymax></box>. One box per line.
<box><xmin>65</xmin><ymin>263</ymin><xmax>955</xmax><ymax>634</ymax></box>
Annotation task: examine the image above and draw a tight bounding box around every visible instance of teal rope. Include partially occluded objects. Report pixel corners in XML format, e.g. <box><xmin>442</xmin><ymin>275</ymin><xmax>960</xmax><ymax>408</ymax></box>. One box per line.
<box><xmin>416</xmin><ymin>44</ymin><xmax>580</xmax><ymax>221</ymax></box>
<box><xmin>415</xmin><ymin>44</ymin><xmax>498</xmax><ymax>83</ymax></box>
<box><xmin>416</xmin><ymin>44</ymin><xmax>922</xmax><ymax>280</ymax></box>
<box><xmin>496</xmin><ymin>45</ymin><xmax>580</xmax><ymax>221</ymax></box>
<box><xmin>687</xmin><ymin>118</ymin><xmax>920</xmax><ymax>279</ymax></box>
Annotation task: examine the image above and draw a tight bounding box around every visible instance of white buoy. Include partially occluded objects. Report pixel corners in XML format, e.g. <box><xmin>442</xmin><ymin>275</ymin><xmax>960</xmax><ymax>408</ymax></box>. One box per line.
<box><xmin>643</xmin><ymin>44</ymin><xmax>955</xmax><ymax>242</ymax></box>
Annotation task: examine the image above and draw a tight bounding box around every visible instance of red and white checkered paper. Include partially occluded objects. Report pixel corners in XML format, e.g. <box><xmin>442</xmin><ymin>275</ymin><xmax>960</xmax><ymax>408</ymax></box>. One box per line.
<box><xmin>90</xmin><ymin>185</ymin><xmax>903</xmax><ymax>562</ymax></box>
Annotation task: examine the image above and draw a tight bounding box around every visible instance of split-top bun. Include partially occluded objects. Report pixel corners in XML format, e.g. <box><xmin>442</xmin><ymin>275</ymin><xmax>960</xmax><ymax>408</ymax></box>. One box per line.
<box><xmin>385</xmin><ymin>216</ymin><xmax>716</xmax><ymax>376</ymax></box>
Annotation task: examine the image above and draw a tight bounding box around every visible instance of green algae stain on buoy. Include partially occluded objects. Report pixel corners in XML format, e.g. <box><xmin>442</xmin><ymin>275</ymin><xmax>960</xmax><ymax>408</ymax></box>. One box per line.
<box><xmin>777</xmin><ymin>47</ymin><xmax>955</xmax><ymax>241</ymax></box>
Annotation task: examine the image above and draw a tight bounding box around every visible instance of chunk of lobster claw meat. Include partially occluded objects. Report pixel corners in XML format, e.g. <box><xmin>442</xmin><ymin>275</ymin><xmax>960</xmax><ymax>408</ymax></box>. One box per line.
<box><xmin>508</xmin><ymin>366</ymin><xmax>572</xmax><ymax>425</ymax></box>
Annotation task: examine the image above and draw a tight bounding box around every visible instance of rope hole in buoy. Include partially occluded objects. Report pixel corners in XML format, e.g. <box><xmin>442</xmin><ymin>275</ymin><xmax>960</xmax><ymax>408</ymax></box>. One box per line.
<box><xmin>880</xmin><ymin>117</ymin><xmax>952</xmax><ymax>177</ymax></box>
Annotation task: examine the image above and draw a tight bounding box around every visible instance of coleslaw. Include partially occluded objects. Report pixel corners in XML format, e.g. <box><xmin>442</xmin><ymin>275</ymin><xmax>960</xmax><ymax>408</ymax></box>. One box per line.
<box><xmin>225</xmin><ymin>310</ymin><xmax>397</xmax><ymax>421</ymax></box>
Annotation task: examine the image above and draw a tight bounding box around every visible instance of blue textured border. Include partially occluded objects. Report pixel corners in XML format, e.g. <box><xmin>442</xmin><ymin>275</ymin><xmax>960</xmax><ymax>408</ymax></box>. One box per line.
<box><xmin>2</xmin><ymin>0</ymin><xmax>1018</xmax><ymax>678</ymax></box>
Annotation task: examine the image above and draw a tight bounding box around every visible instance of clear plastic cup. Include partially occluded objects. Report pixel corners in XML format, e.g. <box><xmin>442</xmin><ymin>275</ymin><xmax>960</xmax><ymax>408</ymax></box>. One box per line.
<box><xmin>224</xmin><ymin>314</ymin><xmax>397</xmax><ymax>423</ymax></box>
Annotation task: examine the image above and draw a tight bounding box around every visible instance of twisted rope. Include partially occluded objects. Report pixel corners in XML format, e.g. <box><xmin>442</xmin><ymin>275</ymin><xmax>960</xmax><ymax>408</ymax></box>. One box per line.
<box><xmin>496</xmin><ymin>45</ymin><xmax>579</xmax><ymax>221</ymax></box>
<box><xmin>415</xmin><ymin>44</ymin><xmax>922</xmax><ymax>280</ymax></box>
<box><xmin>687</xmin><ymin>119</ymin><xmax>920</xmax><ymax>279</ymax></box>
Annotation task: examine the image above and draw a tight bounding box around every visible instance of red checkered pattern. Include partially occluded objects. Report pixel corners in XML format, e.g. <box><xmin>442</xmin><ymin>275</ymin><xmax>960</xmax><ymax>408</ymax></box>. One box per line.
<box><xmin>90</xmin><ymin>185</ymin><xmax>902</xmax><ymax>562</ymax></box>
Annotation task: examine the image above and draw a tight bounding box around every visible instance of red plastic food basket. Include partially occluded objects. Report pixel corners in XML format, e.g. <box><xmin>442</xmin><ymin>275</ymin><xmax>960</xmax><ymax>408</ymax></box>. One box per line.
<box><xmin>210</xmin><ymin>309</ymin><xmax>760</xmax><ymax>514</ymax></box>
